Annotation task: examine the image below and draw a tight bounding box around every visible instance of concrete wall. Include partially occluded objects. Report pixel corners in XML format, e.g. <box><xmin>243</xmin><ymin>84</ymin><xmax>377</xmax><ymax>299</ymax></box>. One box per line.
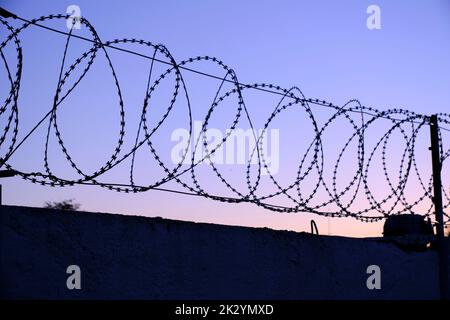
<box><xmin>0</xmin><ymin>205</ymin><xmax>447</xmax><ymax>299</ymax></box>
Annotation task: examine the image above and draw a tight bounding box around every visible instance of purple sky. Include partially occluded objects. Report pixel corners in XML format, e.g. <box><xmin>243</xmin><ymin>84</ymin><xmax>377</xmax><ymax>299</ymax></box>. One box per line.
<box><xmin>1</xmin><ymin>0</ymin><xmax>449</xmax><ymax>237</ymax></box>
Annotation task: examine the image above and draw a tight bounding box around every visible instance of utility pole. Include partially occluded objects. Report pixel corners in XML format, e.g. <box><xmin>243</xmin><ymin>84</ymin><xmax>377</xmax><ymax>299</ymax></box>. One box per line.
<box><xmin>429</xmin><ymin>114</ymin><xmax>449</xmax><ymax>300</ymax></box>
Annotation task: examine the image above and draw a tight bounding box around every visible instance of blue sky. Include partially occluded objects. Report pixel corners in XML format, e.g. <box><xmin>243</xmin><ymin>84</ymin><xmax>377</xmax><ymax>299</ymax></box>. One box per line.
<box><xmin>1</xmin><ymin>0</ymin><xmax>449</xmax><ymax>237</ymax></box>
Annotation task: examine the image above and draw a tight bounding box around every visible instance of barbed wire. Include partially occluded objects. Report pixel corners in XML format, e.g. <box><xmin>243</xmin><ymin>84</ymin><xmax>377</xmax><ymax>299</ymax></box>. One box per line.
<box><xmin>0</xmin><ymin>13</ymin><xmax>449</xmax><ymax>223</ymax></box>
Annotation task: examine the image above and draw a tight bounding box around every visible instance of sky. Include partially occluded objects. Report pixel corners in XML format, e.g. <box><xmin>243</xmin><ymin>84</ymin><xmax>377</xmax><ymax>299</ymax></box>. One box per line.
<box><xmin>0</xmin><ymin>0</ymin><xmax>449</xmax><ymax>237</ymax></box>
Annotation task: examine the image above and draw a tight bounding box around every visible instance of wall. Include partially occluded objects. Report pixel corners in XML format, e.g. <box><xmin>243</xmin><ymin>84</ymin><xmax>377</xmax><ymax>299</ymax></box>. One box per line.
<box><xmin>0</xmin><ymin>205</ymin><xmax>447</xmax><ymax>299</ymax></box>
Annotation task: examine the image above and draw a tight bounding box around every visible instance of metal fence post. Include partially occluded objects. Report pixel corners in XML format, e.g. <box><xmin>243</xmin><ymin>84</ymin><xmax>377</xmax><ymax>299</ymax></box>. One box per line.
<box><xmin>429</xmin><ymin>114</ymin><xmax>449</xmax><ymax>300</ymax></box>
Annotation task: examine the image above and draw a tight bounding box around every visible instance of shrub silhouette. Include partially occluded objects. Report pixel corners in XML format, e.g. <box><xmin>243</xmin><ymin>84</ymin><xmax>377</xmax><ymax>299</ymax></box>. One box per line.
<box><xmin>44</xmin><ymin>199</ymin><xmax>80</xmax><ymax>211</ymax></box>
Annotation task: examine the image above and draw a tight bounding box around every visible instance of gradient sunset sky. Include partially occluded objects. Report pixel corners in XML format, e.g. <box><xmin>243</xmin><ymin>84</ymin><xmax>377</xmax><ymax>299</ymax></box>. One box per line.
<box><xmin>1</xmin><ymin>0</ymin><xmax>449</xmax><ymax>237</ymax></box>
